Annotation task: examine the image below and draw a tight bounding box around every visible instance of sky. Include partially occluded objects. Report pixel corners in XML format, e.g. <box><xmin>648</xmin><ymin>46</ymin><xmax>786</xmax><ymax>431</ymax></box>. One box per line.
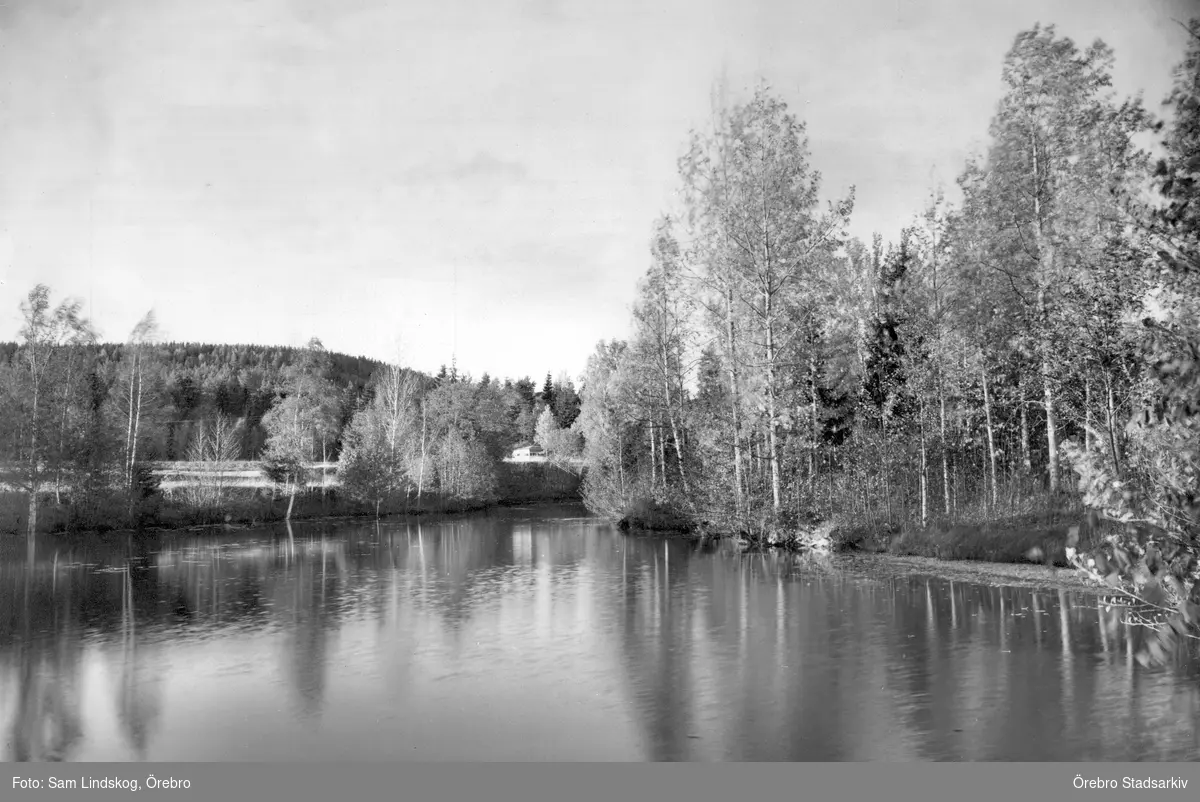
<box><xmin>0</xmin><ymin>0</ymin><xmax>1195</xmax><ymax>382</ymax></box>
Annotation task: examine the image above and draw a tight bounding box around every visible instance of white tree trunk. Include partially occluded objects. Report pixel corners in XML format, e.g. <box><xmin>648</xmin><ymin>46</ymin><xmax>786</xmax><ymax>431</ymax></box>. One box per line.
<box><xmin>919</xmin><ymin>398</ymin><xmax>928</xmax><ymax>528</ymax></box>
<box><xmin>764</xmin><ymin>291</ymin><xmax>782</xmax><ymax>514</ymax></box>
<box><xmin>981</xmin><ymin>361</ymin><xmax>999</xmax><ymax>509</ymax></box>
<box><xmin>939</xmin><ymin>381</ymin><xmax>950</xmax><ymax>517</ymax></box>
<box><xmin>725</xmin><ymin>286</ymin><xmax>744</xmax><ymax>518</ymax></box>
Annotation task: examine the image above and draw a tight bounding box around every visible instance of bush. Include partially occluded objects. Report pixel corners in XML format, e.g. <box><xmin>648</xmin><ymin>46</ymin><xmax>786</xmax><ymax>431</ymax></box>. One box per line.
<box><xmin>618</xmin><ymin>497</ymin><xmax>694</xmax><ymax>533</ymax></box>
<box><xmin>883</xmin><ymin>510</ymin><xmax>1107</xmax><ymax>566</ymax></box>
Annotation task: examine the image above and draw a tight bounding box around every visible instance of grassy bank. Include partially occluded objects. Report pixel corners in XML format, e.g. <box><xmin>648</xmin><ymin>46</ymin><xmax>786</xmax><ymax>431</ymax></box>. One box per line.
<box><xmin>829</xmin><ymin>503</ymin><xmax>1106</xmax><ymax>569</ymax></box>
<box><xmin>0</xmin><ymin>461</ymin><xmax>583</xmax><ymax>537</ymax></box>
<box><xmin>495</xmin><ymin>461</ymin><xmax>583</xmax><ymax>506</ymax></box>
<box><xmin>608</xmin><ymin>490</ymin><xmax>1107</xmax><ymax>578</ymax></box>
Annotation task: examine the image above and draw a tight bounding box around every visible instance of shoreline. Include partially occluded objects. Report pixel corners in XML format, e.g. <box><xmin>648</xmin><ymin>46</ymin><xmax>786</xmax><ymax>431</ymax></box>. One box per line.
<box><xmin>614</xmin><ymin>517</ymin><xmax>1108</xmax><ymax>595</ymax></box>
<box><xmin>2</xmin><ymin>493</ymin><xmax>585</xmax><ymax>542</ymax></box>
<box><xmin>9</xmin><ymin>500</ymin><xmax>1107</xmax><ymax>596</ymax></box>
<box><xmin>832</xmin><ymin>552</ymin><xmax>1104</xmax><ymax>594</ymax></box>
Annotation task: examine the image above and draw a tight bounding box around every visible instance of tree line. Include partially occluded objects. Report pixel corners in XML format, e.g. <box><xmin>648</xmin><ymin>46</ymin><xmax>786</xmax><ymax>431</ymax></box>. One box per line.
<box><xmin>0</xmin><ymin>310</ymin><xmax>583</xmax><ymax>533</ymax></box>
<box><xmin>575</xmin><ymin>22</ymin><xmax>1200</xmax><ymax>661</ymax></box>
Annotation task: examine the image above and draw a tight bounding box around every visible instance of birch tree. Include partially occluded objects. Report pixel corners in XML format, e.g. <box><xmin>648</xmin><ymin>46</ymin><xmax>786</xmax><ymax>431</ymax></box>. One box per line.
<box><xmin>339</xmin><ymin>361</ymin><xmax>419</xmax><ymax>517</ymax></box>
<box><xmin>631</xmin><ymin>217</ymin><xmax>696</xmax><ymax>501</ymax></box>
<box><xmin>183</xmin><ymin>415</ymin><xmax>243</xmax><ymax>509</ymax></box>
<box><xmin>117</xmin><ymin>311</ymin><xmax>161</xmax><ymax>495</ymax></box>
<box><xmin>260</xmin><ymin>338</ymin><xmax>339</xmax><ymax>519</ymax></box>
<box><xmin>679</xmin><ymin>85</ymin><xmax>853</xmax><ymax>519</ymax></box>
<box><xmin>966</xmin><ymin>26</ymin><xmax>1135</xmax><ymax>492</ymax></box>
<box><xmin>1</xmin><ymin>286</ymin><xmax>95</xmax><ymax>538</ymax></box>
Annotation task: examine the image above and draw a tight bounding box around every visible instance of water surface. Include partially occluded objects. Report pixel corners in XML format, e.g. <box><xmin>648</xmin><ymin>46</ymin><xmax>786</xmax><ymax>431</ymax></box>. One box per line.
<box><xmin>2</xmin><ymin>503</ymin><xmax>1197</xmax><ymax>761</ymax></box>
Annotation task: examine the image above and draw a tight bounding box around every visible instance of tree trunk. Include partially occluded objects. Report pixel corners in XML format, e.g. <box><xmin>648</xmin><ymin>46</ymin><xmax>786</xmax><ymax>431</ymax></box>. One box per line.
<box><xmin>981</xmin><ymin>359</ymin><xmax>999</xmax><ymax>509</ymax></box>
<box><xmin>1031</xmin><ymin>128</ymin><xmax>1059</xmax><ymax>494</ymax></box>
<box><xmin>764</xmin><ymin>290</ymin><xmax>782</xmax><ymax>514</ymax></box>
<box><xmin>125</xmin><ymin>354</ymin><xmax>137</xmax><ymax>489</ymax></box>
<box><xmin>55</xmin><ymin>355</ymin><xmax>75</xmax><ymax>505</ymax></box>
<box><xmin>939</xmin><ymin>380</ymin><xmax>951</xmax><ymax>516</ymax></box>
<box><xmin>883</xmin><ymin>428</ymin><xmax>893</xmax><ymax>525</ymax></box>
<box><xmin>725</xmin><ymin>286</ymin><xmax>744</xmax><ymax>517</ymax></box>
<box><xmin>655</xmin><ymin>414</ymin><xmax>665</xmax><ymax>487</ymax></box>
<box><xmin>919</xmin><ymin>398</ymin><xmax>928</xmax><ymax>528</ymax></box>
<box><xmin>27</xmin><ymin>490</ymin><xmax>38</xmax><ymax>540</ymax></box>
<box><xmin>1020</xmin><ymin>388</ymin><xmax>1032</xmax><ymax>476</ymax></box>
<box><xmin>1041</xmin><ymin>338</ymin><xmax>1059</xmax><ymax>493</ymax></box>
<box><xmin>26</xmin><ymin>350</ymin><xmax>42</xmax><ymax>541</ymax></box>
<box><xmin>417</xmin><ymin>402</ymin><xmax>427</xmax><ymax>502</ymax></box>
<box><xmin>662</xmin><ymin>375</ymin><xmax>690</xmax><ymax>498</ymax></box>
<box><xmin>809</xmin><ymin>355</ymin><xmax>819</xmax><ymax>486</ymax></box>
<box><xmin>1105</xmin><ymin>372</ymin><xmax>1121</xmax><ymax>478</ymax></box>
<box><xmin>286</xmin><ymin>482</ymin><xmax>296</xmax><ymax>521</ymax></box>
<box><xmin>649</xmin><ymin>420</ymin><xmax>657</xmax><ymax>487</ymax></box>
<box><xmin>1084</xmin><ymin>377</ymin><xmax>1093</xmax><ymax>453</ymax></box>
<box><xmin>131</xmin><ymin>362</ymin><xmax>143</xmax><ymax>488</ymax></box>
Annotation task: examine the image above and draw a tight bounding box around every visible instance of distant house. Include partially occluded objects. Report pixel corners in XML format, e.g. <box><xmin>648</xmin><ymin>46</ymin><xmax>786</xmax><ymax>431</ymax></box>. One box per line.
<box><xmin>510</xmin><ymin>444</ymin><xmax>545</xmax><ymax>459</ymax></box>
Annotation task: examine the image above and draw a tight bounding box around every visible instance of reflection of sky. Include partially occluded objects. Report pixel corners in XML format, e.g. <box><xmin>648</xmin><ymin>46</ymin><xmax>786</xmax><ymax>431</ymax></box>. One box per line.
<box><xmin>2</xmin><ymin>509</ymin><xmax>1200</xmax><ymax>762</ymax></box>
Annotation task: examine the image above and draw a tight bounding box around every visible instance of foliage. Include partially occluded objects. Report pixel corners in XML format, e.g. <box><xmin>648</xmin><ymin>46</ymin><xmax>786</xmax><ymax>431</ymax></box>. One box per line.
<box><xmin>0</xmin><ymin>289</ymin><xmax>580</xmax><ymax>531</ymax></box>
<box><xmin>1057</xmin><ymin>19</ymin><xmax>1200</xmax><ymax>668</ymax></box>
<box><xmin>179</xmin><ymin>415</ymin><xmax>244</xmax><ymax>510</ymax></box>
<box><xmin>575</xmin><ymin>19</ymin><xmax>1200</xmax><ymax>656</ymax></box>
<box><xmin>338</xmin><ymin>362</ymin><xmax>419</xmax><ymax>515</ymax></box>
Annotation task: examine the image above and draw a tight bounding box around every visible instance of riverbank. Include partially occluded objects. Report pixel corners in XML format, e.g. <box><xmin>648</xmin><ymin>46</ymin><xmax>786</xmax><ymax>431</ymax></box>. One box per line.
<box><xmin>0</xmin><ymin>460</ymin><xmax>584</xmax><ymax>538</ymax></box>
<box><xmin>833</xmin><ymin>553</ymin><xmax>1103</xmax><ymax>594</ymax></box>
<box><xmin>1</xmin><ymin>491</ymin><xmax>587</xmax><ymax>541</ymax></box>
<box><xmin>833</xmin><ymin>507</ymin><xmax>1097</xmax><ymax>566</ymax></box>
<box><xmin>620</xmin><ymin>505</ymin><xmax>1094</xmax><ymax>562</ymax></box>
<box><xmin>615</xmin><ymin>500</ymin><xmax>1109</xmax><ymax>594</ymax></box>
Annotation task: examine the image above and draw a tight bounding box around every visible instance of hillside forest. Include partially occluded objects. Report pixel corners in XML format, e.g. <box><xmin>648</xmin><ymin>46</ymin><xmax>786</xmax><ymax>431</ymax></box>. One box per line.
<box><xmin>0</xmin><ymin>328</ymin><xmax>584</xmax><ymax>533</ymax></box>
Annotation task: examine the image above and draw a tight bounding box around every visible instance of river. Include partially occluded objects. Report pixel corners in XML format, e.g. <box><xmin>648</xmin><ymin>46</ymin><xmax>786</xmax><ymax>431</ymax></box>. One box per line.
<box><xmin>1</xmin><ymin>503</ymin><xmax>1197</xmax><ymax>761</ymax></box>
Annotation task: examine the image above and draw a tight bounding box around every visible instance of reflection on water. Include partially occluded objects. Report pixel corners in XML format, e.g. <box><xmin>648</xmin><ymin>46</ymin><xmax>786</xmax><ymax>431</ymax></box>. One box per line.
<box><xmin>1</xmin><ymin>503</ymin><xmax>1197</xmax><ymax>762</ymax></box>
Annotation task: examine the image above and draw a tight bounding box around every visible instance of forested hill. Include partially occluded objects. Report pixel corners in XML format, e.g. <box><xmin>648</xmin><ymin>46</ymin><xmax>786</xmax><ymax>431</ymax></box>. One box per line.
<box><xmin>0</xmin><ymin>340</ymin><xmax>397</xmax><ymax>460</ymax></box>
<box><xmin>0</xmin><ymin>336</ymin><xmax>582</xmax><ymax>465</ymax></box>
<box><xmin>0</xmin><ymin>340</ymin><xmax>389</xmax><ymax>392</ymax></box>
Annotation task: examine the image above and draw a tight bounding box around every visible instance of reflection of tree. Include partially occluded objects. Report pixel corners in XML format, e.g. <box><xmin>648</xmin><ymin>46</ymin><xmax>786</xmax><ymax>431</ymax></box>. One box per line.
<box><xmin>282</xmin><ymin>522</ymin><xmax>331</xmax><ymax>721</ymax></box>
<box><xmin>402</xmin><ymin>518</ymin><xmax>587</xmax><ymax>633</ymax></box>
<box><xmin>113</xmin><ymin>563</ymin><xmax>163</xmax><ymax>759</ymax></box>
<box><xmin>6</xmin><ymin>511</ymin><xmax>1200</xmax><ymax>763</ymax></box>
<box><xmin>780</xmin><ymin>573</ymin><xmax>851</xmax><ymax>761</ymax></box>
<box><xmin>7</xmin><ymin>566</ymin><xmax>84</xmax><ymax>762</ymax></box>
<box><xmin>614</xmin><ymin>539</ymin><xmax>697</xmax><ymax>761</ymax></box>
